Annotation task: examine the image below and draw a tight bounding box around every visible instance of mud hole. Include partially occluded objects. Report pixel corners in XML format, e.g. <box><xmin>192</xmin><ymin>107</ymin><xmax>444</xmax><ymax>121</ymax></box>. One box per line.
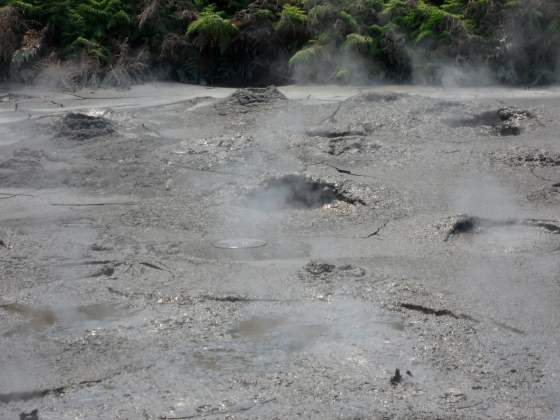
<box><xmin>444</xmin><ymin>215</ymin><xmax>560</xmax><ymax>240</ymax></box>
<box><xmin>245</xmin><ymin>174</ymin><xmax>366</xmax><ymax>210</ymax></box>
<box><xmin>447</xmin><ymin>107</ymin><xmax>534</xmax><ymax>136</ymax></box>
<box><xmin>56</xmin><ymin>113</ymin><xmax>115</xmax><ymax>140</ymax></box>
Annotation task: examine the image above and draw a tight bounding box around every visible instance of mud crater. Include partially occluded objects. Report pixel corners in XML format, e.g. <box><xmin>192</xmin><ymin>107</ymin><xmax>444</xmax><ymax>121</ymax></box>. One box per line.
<box><xmin>245</xmin><ymin>175</ymin><xmax>365</xmax><ymax>210</ymax></box>
<box><xmin>447</xmin><ymin>107</ymin><xmax>534</xmax><ymax>136</ymax></box>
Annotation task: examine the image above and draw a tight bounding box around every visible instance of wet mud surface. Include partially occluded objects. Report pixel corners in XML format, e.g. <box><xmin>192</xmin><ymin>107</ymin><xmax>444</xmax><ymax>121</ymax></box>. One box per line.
<box><xmin>1</xmin><ymin>83</ymin><xmax>560</xmax><ymax>419</ymax></box>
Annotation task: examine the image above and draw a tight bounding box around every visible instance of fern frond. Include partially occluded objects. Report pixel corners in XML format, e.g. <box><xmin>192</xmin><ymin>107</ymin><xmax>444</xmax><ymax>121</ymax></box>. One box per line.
<box><xmin>288</xmin><ymin>44</ymin><xmax>321</xmax><ymax>67</ymax></box>
<box><xmin>341</xmin><ymin>33</ymin><xmax>374</xmax><ymax>52</ymax></box>
<box><xmin>275</xmin><ymin>5</ymin><xmax>307</xmax><ymax>34</ymax></box>
<box><xmin>187</xmin><ymin>7</ymin><xmax>238</xmax><ymax>53</ymax></box>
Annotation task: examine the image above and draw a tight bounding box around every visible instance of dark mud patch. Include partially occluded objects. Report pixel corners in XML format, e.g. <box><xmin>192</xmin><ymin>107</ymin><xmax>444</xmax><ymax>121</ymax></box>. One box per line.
<box><xmin>528</xmin><ymin>183</ymin><xmax>560</xmax><ymax>203</ymax></box>
<box><xmin>245</xmin><ymin>174</ymin><xmax>365</xmax><ymax>210</ymax></box>
<box><xmin>0</xmin><ymin>148</ymin><xmax>44</xmax><ymax>187</ymax></box>
<box><xmin>56</xmin><ymin>113</ymin><xmax>115</xmax><ymax>140</ymax></box>
<box><xmin>444</xmin><ymin>215</ymin><xmax>560</xmax><ymax>240</ymax></box>
<box><xmin>400</xmin><ymin>303</ymin><xmax>461</xmax><ymax>319</ymax></box>
<box><xmin>0</xmin><ymin>388</ymin><xmax>65</xmax><ymax>404</ymax></box>
<box><xmin>305</xmin><ymin>127</ymin><xmax>366</xmax><ymax>138</ymax></box>
<box><xmin>20</xmin><ymin>409</ymin><xmax>39</xmax><ymax>420</ymax></box>
<box><xmin>299</xmin><ymin>260</ymin><xmax>366</xmax><ymax>282</ymax></box>
<box><xmin>303</xmin><ymin>261</ymin><xmax>336</xmax><ymax>276</ymax></box>
<box><xmin>328</xmin><ymin>136</ymin><xmax>380</xmax><ymax>156</ymax></box>
<box><xmin>425</xmin><ymin>100</ymin><xmax>464</xmax><ymax>113</ymax></box>
<box><xmin>357</xmin><ymin>92</ymin><xmax>404</xmax><ymax>102</ymax></box>
<box><xmin>493</xmin><ymin>149</ymin><xmax>560</xmax><ymax>167</ymax></box>
<box><xmin>447</xmin><ymin>107</ymin><xmax>534</xmax><ymax>136</ymax></box>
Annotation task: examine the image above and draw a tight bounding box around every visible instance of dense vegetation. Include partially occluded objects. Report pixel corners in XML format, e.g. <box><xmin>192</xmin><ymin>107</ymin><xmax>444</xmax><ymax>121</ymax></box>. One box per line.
<box><xmin>1</xmin><ymin>0</ymin><xmax>559</xmax><ymax>87</ymax></box>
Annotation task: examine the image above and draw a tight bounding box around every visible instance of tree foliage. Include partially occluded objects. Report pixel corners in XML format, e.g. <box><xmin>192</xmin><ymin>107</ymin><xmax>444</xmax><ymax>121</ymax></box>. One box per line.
<box><xmin>0</xmin><ymin>0</ymin><xmax>559</xmax><ymax>85</ymax></box>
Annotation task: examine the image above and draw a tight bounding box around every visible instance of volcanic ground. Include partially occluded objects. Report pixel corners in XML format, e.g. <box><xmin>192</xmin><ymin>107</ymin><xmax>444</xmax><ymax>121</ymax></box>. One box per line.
<box><xmin>1</xmin><ymin>82</ymin><xmax>560</xmax><ymax>419</ymax></box>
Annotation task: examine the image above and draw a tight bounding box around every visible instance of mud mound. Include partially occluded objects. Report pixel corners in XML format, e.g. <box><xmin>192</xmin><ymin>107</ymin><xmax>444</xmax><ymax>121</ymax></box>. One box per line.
<box><xmin>443</xmin><ymin>214</ymin><xmax>560</xmax><ymax>240</ymax></box>
<box><xmin>447</xmin><ymin>107</ymin><xmax>534</xmax><ymax>136</ymax></box>
<box><xmin>56</xmin><ymin>113</ymin><xmax>115</xmax><ymax>140</ymax></box>
<box><xmin>227</xmin><ymin>86</ymin><xmax>286</xmax><ymax>106</ymax></box>
<box><xmin>245</xmin><ymin>174</ymin><xmax>365</xmax><ymax>210</ymax></box>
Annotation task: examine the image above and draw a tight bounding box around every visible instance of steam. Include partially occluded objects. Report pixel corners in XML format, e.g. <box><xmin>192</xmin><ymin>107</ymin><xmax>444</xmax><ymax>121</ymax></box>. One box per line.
<box><xmin>450</xmin><ymin>174</ymin><xmax>525</xmax><ymax>220</ymax></box>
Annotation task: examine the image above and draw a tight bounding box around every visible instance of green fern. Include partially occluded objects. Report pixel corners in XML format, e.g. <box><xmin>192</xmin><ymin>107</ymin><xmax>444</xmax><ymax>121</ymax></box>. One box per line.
<box><xmin>342</xmin><ymin>33</ymin><xmax>374</xmax><ymax>52</ymax></box>
<box><xmin>187</xmin><ymin>7</ymin><xmax>238</xmax><ymax>53</ymax></box>
<box><xmin>275</xmin><ymin>5</ymin><xmax>307</xmax><ymax>34</ymax></box>
<box><xmin>338</xmin><ymin>11</ymin><xmax>359</xmax><ymax>33</ymax></box>
<box><xmin>288</xmin><ymin>44</ymin><xmax>320</xmax><ymax>67</ymax></box>
<box><xmin>70</xmin><ymin>36</ymin><xmax>110</xmax><ymax>63</ymax></box>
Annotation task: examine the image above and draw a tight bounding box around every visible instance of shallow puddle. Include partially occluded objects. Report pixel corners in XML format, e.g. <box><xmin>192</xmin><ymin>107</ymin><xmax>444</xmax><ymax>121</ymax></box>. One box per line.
<box><xmin>213</xmin><ymin>238</ymin><xmax>267</xmax><ymax>249</ymax></box>
<box><xmin>1</xmin><ymin>302</ymin><xmax>130</xmax><ymax>336</ymax></box>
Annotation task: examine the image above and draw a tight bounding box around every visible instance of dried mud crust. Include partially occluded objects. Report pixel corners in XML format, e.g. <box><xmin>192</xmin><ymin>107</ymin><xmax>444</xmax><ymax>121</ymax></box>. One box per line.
<box><xmin>156</xmin><ymin>134</ymin><xmax>255</xmax><ymax>170</ymax></box>
<box><xmin>381</xmin><ymin>280</ymin><xmax>546</xmax><ymax>411</ymax></box>
<box><xmin>55</xmin><ymin>113</ymin><xmax>116</xmax><ymax>140</ymax></box>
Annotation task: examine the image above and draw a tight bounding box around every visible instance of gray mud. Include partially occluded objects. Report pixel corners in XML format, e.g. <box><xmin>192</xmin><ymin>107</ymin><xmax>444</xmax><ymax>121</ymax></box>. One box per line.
<box><xmin>1</xmin><ymin>83</ymin><xmax>560</xmax><ymax>419</ymax></box>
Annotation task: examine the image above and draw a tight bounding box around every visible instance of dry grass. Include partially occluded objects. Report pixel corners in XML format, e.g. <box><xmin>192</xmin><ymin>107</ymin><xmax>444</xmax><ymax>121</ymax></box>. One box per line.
<box><xmin>0</xmin><ymin>6</ymin><xmax>23</xmax><ymax>66</ymax></box>
<box><xmin>138</xmin><ymin>0</ymin><xmax>160</xmax><ymax>29</ymax></box>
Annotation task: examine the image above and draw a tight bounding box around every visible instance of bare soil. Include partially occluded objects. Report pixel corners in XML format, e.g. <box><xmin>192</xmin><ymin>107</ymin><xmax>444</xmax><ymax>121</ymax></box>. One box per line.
<box><xmin>1</xmin><ymin>82</ymin><xmax>560</xmax><ymax>419</ymax></box>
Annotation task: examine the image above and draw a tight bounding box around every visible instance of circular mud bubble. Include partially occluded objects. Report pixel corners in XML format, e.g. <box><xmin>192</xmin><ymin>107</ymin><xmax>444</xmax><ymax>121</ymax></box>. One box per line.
<box><xmin>212</xmin><ymin>238</ymin><xmax>267</xmax><ymax>249</ymax></box>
